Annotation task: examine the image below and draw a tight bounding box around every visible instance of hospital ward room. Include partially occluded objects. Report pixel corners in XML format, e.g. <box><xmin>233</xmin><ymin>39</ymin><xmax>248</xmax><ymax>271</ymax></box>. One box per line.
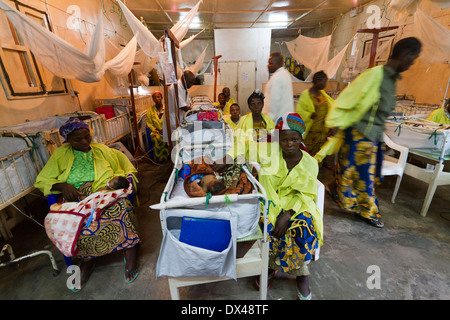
<box><xmin>0</xmin><ymin>0</ymin><xmax>449</xmax><ymax>306</ymax></box>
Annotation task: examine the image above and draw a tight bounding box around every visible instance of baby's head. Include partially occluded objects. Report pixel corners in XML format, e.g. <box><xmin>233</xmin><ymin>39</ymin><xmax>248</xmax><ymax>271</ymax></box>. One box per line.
<box><xmin>107</xmin><ymin>176</ymin><xmax>130</xmax><ymax>190</ymax></box>
<box><xmin>207</xmin><ymin>180</ymin><xmax>226</xmax><ymax>195</ymax></box>
<box><xmin>201</xmin><ymin>174</ymin><xmax>226</xmax><ymax>195</ymax></box>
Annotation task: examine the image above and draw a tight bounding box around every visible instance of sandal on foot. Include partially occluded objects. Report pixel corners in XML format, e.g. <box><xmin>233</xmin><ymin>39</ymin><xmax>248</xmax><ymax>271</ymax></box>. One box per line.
<box><xmin>123</xmin><ymin>257</ymin><xmax>139</xmax><ymax>283</ymax></box>
<box><xmin>297</xmin><ymin>288</ymin><xmax>312</xmax><ymax>300</ymax></box>
<box><xmin>355</xmin><ymin>214</ymin><xmax>384</xmax><ymax>228</ymax></box>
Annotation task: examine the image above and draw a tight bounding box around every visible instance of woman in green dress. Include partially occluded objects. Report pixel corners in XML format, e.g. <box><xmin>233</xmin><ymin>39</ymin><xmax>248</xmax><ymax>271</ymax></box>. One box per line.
<box><xmin>35</xmin><ymin>118</ymin><xmax>140</xmax><ymax>291</ymax></box>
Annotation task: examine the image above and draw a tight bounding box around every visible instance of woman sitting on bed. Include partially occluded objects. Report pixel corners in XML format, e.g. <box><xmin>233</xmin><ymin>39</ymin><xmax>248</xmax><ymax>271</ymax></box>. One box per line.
<box><xmin>34</xmin><ymin>118</ymin><xmax>140</xmax><ymax>291</ymax></box>
<box><xmin>256</xmin><ymin>113</ymin><xmax>323</xmax><ymax>300</ymax></box>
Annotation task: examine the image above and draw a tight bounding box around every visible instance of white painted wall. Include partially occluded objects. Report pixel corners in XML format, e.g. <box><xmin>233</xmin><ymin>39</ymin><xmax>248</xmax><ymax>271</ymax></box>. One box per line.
<box><xmin>214</xmin><ymin>28</ymin><xmax>272</xmax><ymax>91</ymax></box>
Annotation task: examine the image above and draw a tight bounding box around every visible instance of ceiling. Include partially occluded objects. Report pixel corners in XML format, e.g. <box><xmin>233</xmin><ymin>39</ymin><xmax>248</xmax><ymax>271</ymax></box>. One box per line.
<box><xmin>124</xmin><ymin>0</ymin><xmax>375</xmax><ymax>39</ymax></box>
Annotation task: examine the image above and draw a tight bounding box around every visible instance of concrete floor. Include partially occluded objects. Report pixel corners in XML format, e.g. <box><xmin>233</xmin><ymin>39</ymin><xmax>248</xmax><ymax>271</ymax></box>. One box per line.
<box><xmin>0</xmin><ymin>160</ymin><xmax>449</xmax><ymax>300</ymax></box>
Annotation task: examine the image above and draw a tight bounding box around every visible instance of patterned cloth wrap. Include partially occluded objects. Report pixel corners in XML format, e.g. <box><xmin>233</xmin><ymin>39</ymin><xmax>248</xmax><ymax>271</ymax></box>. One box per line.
<box><xmin>274</xmin><ymin>112</ymin><xmax>309</xmax><ymax>152</ymax></box>
<box><xmin>44</xmin><ymin>183</ymin><xmax>133</xmax><ymax>257</ymax></box>
<box><xmin>275</xmin><ymin>113</ymin><xmax>306</xmax><ymax>137</ymax></box>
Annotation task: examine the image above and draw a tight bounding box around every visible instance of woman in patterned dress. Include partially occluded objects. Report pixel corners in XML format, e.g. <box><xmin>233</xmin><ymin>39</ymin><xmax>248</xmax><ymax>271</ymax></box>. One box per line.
<box><xmin>146</xmin><ymin>91</ymin><xmax>169</xmax><ymax>162</ymax></box>
<box><xmin>35</xmin><ymin>118</ymin><xmax>140</xmax><ymax>290</ymax></box>
<box><xmin>257</xmin><ymin>113</ymin><xmax>323</xmax><ymax>300</ymax></box>
<box><xmin>296</xmin><ymin>71</ymin><xmax>335</xmax><ymax>157</ymax></box>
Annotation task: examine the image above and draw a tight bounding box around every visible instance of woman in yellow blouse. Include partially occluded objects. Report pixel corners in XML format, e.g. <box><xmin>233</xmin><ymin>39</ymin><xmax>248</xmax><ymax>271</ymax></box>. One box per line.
<box><xmin>426</xmin><ymin>100</ymin><xmax>450</xmax><ymax>124</ymax></box>
<box><xmin>146</xmin><ymin>91</ymin><xmax>169</xmax><ymax>162</ymax></box>
<box><xmin>223</xmin><ymin>103</ymin><xmax>241</xmax><ymax>129</ymax></box>
<box><xmin>296</xmin><ymin>71</ymin><xmax>335</xmax><ymax>157</ymax></box>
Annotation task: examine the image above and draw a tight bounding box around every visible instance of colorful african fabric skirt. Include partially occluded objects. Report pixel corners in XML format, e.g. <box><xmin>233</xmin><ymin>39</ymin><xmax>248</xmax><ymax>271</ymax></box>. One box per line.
<box><xmin>303</xmin><ymin>94</ymin><xmax>330</xmax><ymax>156</ymax></box>
<box><xmin>150</xmin><ymin>131</ymin><xmax>169</xmax><ymax>162</ymax></box>
<box><xmin>335</xmin><ymin>127</ymin><xmax>384</xmax><ymax>222</ymax></box>
<box><xmin>259</xmin><ymin>210</ymin><xmax>318</xmax><ymax>274</ymax></box>
<box><xmin>75</xmin><ymin>182</ymin><xmax>140</xmax><ymax>259</ymax></box>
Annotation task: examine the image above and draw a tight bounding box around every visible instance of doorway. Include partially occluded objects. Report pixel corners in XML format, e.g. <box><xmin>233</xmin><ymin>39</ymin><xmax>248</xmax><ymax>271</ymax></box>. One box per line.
<box><xmin>218</xmin><ymin>61</ymin><xmax>256</xmax><ymax>115</ymax></box>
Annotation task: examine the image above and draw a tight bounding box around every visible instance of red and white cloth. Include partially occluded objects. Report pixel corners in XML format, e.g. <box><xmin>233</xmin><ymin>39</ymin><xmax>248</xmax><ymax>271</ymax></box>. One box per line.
<box><xmin>44</xmin><ymin>185</ymin><xmax>132</xmax><ymax>257</ymax></box>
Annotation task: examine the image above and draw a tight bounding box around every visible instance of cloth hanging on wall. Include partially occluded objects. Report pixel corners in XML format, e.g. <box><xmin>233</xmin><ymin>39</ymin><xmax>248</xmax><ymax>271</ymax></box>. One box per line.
<box><xmin>285</xmin><ymin>33</ymin><xmax>351</xmax><ymax>79</ymax></box>
<box><xmin>0</xmin><ymin>0</ymin><xmax>137</xmax><ymax>83</ymax></box>
<box><xmin>414</xmin><ymin>9</ymin><xmax>450</xmax><ymax>65</ymax></box>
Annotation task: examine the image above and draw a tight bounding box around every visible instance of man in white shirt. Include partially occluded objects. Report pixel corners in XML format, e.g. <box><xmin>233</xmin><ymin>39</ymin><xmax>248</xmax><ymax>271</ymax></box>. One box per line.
<box><xmin>263</xmin><ymin>52</ymin><xmax>294</xmax><ymax>122</ymax></box>
<box><xmin>163</xmin><ymin>70</ymin><xmax>196</xmax><ymax>143</ymax></box>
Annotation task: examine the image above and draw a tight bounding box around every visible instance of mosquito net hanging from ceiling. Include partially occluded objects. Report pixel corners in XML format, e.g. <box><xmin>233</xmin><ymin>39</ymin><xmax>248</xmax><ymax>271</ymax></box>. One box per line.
<box><xmin>414</xmin><ymin>9</ymin><xmax>450</xmax><ymax>65</ymax></box>
<box><xmin>285</xmin><ymin>33</ymin><xmax>351</xmax><ymax>80</ymax></box>
<box><xmin>390</xmin><ymin>0</ymin><xmax>450</xmax><ymax>20</ymax></box>
<box><xmin>0</xmin><ymin>0</ymin><xmax>137</xmax><ymax>83</ymax></box>
<box><xmin>118</xmin><ymin>0</ymin><xmax>207</xmax><ymax>77</ymax></box>
<box><xmin>117</xmin><ymin>0</ymin><xmax>203</xmax><ymax>56</ymax></box>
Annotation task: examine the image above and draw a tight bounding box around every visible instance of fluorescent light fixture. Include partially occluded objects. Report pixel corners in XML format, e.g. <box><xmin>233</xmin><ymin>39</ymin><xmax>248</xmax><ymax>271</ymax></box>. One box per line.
<box><xmin>269</xmin><ymin>12</ymin><xmax>288</xmax><ymax>28</ymax></box>
<box><xmin>272</xmin><ymin>1</ymin><xmax>290</xmax><ymax>7</ymax></box>
<box><xmin>179</xmin><ymin>12</ymin><xmax>201</xmax><ymax>29</ymax></box>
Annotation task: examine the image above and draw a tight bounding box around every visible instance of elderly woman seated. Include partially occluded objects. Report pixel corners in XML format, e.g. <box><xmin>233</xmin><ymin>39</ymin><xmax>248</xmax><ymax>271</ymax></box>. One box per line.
<box><xmin>34</xmin><ymin>118</ymin><xmax>140</xmax><ymax>291</ymax></box>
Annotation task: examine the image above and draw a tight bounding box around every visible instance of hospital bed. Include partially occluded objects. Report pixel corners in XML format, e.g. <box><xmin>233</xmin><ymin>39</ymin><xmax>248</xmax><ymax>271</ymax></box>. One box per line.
<box><xmin>0</xmin><ymin>130</ymin><xmax>41</xmax><ymax>213</ymax></box>
<box><xmin>385</xmin><ymin>115</ymin><xmax>450</xmax><ymax>216</ymax></box>
<box><xmin>174</xmin><ymin>107</ymin><xmax>233</xmax><ymax>163</ymax></box>
<box><xmin>0</xmin><ymin>131</ymin><xmax>60</xmax><ymax>276</ymax></box>
<box><xmin>2</xmin><ymin>112</ymin><xmax>108</xmax><ymax>167</ymax></box>
<box><xmin>150</xmin><ymin>143</ymin><xmax>270</xmax><ymax>300</ymax></box>
<box><xmin>151</xmin><ymin>121</ymin><xmax>324</xmax><ymax>299</ymax></box>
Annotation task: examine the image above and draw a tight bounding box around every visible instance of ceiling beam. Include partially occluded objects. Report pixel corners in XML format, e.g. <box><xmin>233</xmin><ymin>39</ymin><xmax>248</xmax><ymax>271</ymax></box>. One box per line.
<box><xmin>129</xmin><ymin>7</ymin><xmax>351</xmax><ymax>14</ymax></box>
<box><xmin>154</xmin><ymin>0</ymin><xmax>174</xmax><ymax>24</ymax></box>
<box><xmin>249</xmin><ymin>0</ymin><xmax>275</xmax><ymax>28</ymax></box>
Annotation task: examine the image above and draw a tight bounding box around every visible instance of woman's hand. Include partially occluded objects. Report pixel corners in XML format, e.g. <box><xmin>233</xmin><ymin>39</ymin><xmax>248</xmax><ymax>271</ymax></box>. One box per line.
<box><xmin>52</xmin><ymin>183</ymin><xmax>84</xmax><ymax>202</ymax></box>
<box><xmin>273</xmin><ymin>210</ymin><xmax>294</xmax><ymax>238</ymax></box>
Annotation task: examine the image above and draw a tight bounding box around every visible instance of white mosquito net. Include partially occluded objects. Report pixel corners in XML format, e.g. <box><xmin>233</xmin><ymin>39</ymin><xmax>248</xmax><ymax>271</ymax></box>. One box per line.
<box><xmin>414</xmin><ymin>9</ymin><xmax>450</xmax><ymax>65</ymax></box>
<box><xmin>390</xmin><ymin>0</ymin><xmax>450</xmax><ymax>20</ymax></box>
<box><xmin>285</xmin><ymin>33</ymin><xmax>351</xmax><ymax>80</ymax></box>
<box><xmin>0</xmin><ymin>0</ymin><xmax>137</xmax><ymax>83</ymax></box>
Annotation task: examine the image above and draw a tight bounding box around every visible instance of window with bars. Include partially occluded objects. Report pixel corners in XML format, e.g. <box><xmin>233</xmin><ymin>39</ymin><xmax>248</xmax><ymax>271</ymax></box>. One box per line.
<box><xmin>0</xmin><ymin>0</ymin><xmax>68</xmax><ymax>98</ymax></box>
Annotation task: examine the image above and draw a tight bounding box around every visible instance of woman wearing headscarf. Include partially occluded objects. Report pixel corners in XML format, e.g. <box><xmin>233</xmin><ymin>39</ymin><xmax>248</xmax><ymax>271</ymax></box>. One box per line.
<box><xmin>296</xmin><ymin>71</ymin><xmax>335</xmax><ymax>157</ymax></box>
<box><xmin>256</xmin><ymin>113</ymin><xmax>323</xmax><ymax>300</ymax></box>
<box><xmin>34</xmin><ymin>118</ymin><xmax>140</xmax><ymax>291</ymax></box>
<box><xmin>147</xmin><ymin>91</ymin><xmax>169</xmax><ymax>162</ymax></box>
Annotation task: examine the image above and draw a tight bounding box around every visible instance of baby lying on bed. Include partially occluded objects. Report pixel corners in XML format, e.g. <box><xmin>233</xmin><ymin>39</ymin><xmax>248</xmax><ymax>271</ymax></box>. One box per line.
<box><xmin>182</xmin><ymin>156</ymin><xmax>253</xmax><ymax>197</ymax></box>
<box><xmin>50</xmin><ymin>176</ymin><xmax>130</xmax><ymax>211</ymax></box>
<box><xmin>188</xmin><ymin>172</ymin><xmax>226</xmax><ymax>195</ymax></box>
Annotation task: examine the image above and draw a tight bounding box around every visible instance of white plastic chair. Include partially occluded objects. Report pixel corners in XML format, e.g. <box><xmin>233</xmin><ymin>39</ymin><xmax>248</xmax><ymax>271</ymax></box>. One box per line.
<box><xmin>381</xmin><ymin>133</ymin><xmax>409</xmax><ymax>203</ymax></box>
